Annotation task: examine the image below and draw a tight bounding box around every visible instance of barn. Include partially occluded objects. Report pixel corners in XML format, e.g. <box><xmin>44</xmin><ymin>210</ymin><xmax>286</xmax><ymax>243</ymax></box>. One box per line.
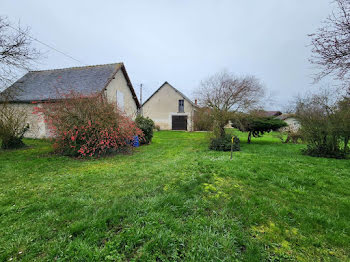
<box><xmin>142</xmin><ymin>82</ymin><xmax>198</xmax><ymax>131</ymax></box>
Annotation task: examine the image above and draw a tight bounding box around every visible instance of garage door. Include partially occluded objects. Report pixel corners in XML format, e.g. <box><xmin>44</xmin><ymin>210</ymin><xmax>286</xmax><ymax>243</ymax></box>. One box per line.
<box><xmin>172</xmin><ymin>116</ymin><xmax>187</xmax><ymax>130</ymax></box>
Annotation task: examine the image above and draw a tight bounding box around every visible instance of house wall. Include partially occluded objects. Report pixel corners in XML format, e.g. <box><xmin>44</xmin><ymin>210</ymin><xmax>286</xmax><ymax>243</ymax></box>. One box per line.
<box><xmin>4</xmin><ymin>69</ymin><xmax>138</xmax><ymax>139</ymax></box>
<box><xmin>279</xmin><ymin>117</ymin><xmax>300</xmax><ymax>132</ymax></box>
<box><xmin>142</xmin><ymin>83</ymin><xmax>196</xmax><ymax>131</ymax></box>
<box><xmin>104</xmin><ymin>69</ymin><xmax>138</xmax><ymax>118</ymax></box>
<box><xmin>8</xmin><ymin>103</ymin><xmax>48</xmax><ymax>139</ymax></box>
<box><xmin>284</xmin><ymin>117</ymin><xmax>300</xmax><ymax>131</ymax></box>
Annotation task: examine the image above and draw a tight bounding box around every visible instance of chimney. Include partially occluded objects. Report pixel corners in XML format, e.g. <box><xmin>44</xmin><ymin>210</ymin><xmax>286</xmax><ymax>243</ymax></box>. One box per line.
<box><xmin>195</xmin><ymin>99</ymin><xmax>197</xmax><ymax>105</ymax></box>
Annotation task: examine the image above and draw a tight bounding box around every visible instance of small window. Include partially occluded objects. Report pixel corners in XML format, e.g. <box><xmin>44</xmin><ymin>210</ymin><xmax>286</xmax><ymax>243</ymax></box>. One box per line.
<box><xmin>178</xmin><ymin>99</ymin><xmax>184</xmax><ymax>113</ymax></box>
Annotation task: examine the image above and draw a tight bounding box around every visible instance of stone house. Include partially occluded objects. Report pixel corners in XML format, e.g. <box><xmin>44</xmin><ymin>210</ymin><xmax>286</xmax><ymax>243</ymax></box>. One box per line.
<box><xmin>0</xmin><ymin>63</ymin><xmax>140</xmax><ymax>138</ymax></box>
<box><xmin>142</xmin><ymin>82</ymin><xmax>198</xmax><ymax>131</ymax></box>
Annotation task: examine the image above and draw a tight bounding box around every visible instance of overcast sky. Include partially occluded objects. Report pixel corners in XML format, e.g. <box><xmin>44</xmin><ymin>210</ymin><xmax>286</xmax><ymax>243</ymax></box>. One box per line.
<box><xmin>2</xmin><ymin>0</ymin><xmax>333</xmax><ymax>110</ymax></box>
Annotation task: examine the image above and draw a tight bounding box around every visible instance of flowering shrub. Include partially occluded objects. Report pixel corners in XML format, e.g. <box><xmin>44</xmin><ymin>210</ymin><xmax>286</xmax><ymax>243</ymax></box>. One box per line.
<box><xmin>34</xmin><ymin>91</ymin><xmax>143</xmax><ymax>158</ymax></box>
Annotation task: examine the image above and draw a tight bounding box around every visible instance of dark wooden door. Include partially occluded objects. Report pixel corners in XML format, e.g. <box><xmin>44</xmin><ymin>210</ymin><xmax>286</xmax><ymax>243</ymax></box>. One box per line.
<box><xmin>172</xmin><ymin>116</ymin><xmax>187</xmax><ymax>130</ymax></box>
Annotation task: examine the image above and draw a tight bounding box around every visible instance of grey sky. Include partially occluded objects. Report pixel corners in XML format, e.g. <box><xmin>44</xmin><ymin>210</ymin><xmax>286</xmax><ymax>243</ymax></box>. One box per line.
<box><xmin>2</xmin><ymin>0</ymin><xmax>332</xmax><ymax>110</ymax></box>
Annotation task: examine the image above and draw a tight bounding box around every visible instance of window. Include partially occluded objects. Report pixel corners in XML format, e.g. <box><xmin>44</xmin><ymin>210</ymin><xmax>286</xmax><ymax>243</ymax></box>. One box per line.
<box><xmin>178</xmin><ymin>99</ymin><xmax>184</xmax><ymax>113</ymax></box>
<box><xmin>116</xmin><ymin>90</ymin><xmax>124</xmax><ymax>110</ymax></box>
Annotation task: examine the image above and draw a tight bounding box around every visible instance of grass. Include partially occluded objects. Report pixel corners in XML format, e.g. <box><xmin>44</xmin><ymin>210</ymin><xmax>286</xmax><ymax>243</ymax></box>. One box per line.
<box><xmin>0</xmin><ymin>131</ymin><xmax>349</xmax><ymax>261</ymax></box>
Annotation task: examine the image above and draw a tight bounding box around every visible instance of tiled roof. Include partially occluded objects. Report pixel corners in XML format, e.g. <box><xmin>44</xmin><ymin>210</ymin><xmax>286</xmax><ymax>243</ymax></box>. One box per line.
<box><xmin>1</xmin><ymin>63</ymin><xmax>140</xmax><ymax>108</ymax></box>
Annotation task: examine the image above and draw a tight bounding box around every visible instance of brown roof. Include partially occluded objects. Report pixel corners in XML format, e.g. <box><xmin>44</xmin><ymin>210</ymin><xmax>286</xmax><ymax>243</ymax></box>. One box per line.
<box><xmin>276</xmin><ymin>114</ymin><xmax>295</xmax><ymax>120</ymax></box>
<box><xmin>255</xmin><ymin>110</ymin><xmax>282</xmax><ymax>117</ymax></box>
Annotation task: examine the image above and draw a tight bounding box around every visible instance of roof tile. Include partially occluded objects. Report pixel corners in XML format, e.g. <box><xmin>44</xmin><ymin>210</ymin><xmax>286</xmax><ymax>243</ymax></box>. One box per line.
<box><xmin>2</xmin><ymin>63</ymin><xmax>123</xmax><ymax>102</ymax></box>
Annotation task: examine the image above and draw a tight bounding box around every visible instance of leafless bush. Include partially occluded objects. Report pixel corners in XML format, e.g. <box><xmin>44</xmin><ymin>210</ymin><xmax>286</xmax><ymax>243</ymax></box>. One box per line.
<box><xmin>193</xmin><ymin>107</ymin><xmax>214</xmax><ymax>131</ymax></box>
<box><xmin>0</xmin><ymin>94</ymin><xmax>29</xmax><ymax>149</ymax></box>
<box><xmin>295</xmin><ymin>90</ymin><xmax>350</xmax><ymax>158</ymax></box>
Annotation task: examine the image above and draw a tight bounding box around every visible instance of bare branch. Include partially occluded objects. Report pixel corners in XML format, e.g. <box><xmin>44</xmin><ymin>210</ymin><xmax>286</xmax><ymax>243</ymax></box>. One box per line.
<box><xmin>309</xmin><ymin>0</ymin><xmax>350</xmax><ymax>91</ymax></box>
<box><xmin>195</xmin><ymin>71</ymin><xmax>265</xmax><ymax>112</ymax></box>
<box><xmin>0</xmin><ymin>16</ymin><xmax>40</xmax><ymax>90</ymax></box>
<box><xmin>194</xmin><ymin>70</ymin><xmax>265</xmax><ymax>137</ymax></box>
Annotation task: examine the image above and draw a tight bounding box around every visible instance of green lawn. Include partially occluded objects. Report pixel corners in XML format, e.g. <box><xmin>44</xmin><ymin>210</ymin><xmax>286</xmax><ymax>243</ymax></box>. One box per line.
<box><xmin>0</xmin><ymin>131</ymin><xmax>349</xmax><ymax>261</ymax></box>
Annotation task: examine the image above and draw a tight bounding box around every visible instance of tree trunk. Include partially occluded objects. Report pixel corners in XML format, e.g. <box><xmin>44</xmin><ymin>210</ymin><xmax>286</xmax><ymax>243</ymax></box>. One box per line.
<box><xmin>219</xmin><ymin>125</ymin><xmax>225</xmax><ymax>138</ymax></box>
<box><xmin>248</xmin><ymin>131</ymin><xmax>252</xmax><ymax>144</ymax></box>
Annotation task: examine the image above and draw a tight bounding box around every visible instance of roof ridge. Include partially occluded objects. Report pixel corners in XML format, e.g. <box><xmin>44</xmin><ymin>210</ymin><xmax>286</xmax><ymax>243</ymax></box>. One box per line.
<box><xmin>29</xmin><ymin>62</ymin><xmax>122</xmax><ymax>73</ymax></box>
<box><xmin>142</xmin><ymin>81</ymin><xmax>198</xmax><ymax>108</ymax></box>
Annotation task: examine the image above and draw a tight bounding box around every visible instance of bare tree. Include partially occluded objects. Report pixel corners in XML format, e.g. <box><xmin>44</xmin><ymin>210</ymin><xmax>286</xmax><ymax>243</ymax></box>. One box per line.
<box><xmin>194</xmin><ymin>71</ymin><xmax>265</xmax><ymax>138</ymax></box>
<box><xmin>309</xmin><ymin>0</ymin><xmax>350</xmax><ymax>91</ymax></box>
<box><xmin>0</xmin><ymin>16</ymin><xmax>40</xmax><ymax>90</ymax></box>
<box><xmin>0</xmin><ymin>16</ymin><xmax>40</xmax><ymax>149</ymax></box>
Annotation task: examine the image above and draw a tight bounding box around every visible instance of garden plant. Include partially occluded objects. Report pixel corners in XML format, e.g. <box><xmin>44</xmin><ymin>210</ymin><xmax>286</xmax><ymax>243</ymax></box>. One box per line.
<box><xmin>34</xmin><ymin>91</ymin><xmax>143</xmax><ymax>158</ymax></box>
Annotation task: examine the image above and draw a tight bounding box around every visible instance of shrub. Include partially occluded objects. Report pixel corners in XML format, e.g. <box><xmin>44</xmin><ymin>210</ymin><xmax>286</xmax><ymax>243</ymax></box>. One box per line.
<box><xmin>0</xmin><ymin>99</ymin><xmax>29</xmax><ymax>149</ymax></box>
<box><xmin>296</xmin><ymin>92</ymin><xmax>350</xmax><ymax>159</ymax></box>
<box><xmin>135</xmin><ymin>115</ymin><xmax>155</xmax><ymax>144</ymax></box>
<box><xmin>154</xmin><ymin>125</ymin><xmax>161</xmax><ymax>131</ymax></box>
<box><xmin>209</xmin><ymin>134</ymin><xmax>240</xmax><ymax>151</ymax></box>
<box><xmin>35</xmin><ymin>91</ymin><xmax>143</xmax><ymax>158</ymax></box>
<box><xmin>193</xmin><ymin>107</ymin><xmax>214</xmax><ymax>131</ymax></box>
<box><xmin>0</xmin><ymin>125</ymin><xmax>29</xmax><ymax>149</ymax></box>
<box><xmin>302</xmin><ymin>143</ymin><xmax>346</xmax><ymax>159</ymax></box>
